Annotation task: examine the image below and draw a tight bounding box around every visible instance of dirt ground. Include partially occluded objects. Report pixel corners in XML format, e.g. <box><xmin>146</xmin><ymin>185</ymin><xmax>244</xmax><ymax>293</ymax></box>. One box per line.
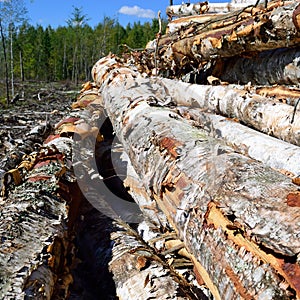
<box><xmin>0</xmin><ymin>81</ymin><xmax>79</xmax><ymax>161</ymax></box>
<box><xmin>0</xmin><ymin>81</ymin><xmax>121</xmax><ymax>299</ymax></box>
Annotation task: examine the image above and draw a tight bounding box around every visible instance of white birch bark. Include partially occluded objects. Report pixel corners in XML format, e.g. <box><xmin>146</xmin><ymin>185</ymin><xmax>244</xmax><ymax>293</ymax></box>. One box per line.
<box><xmin>92</xmin><ymin>56</ymin><xmax>300</xmax><ymax>299</ymax></box>
<box><xmin>159</xmin><ymin>78</ymin><xmax>300</xmax><ymax>146</ymax></box>
<box><xmin>177</xmin><ymin>107</ymin><xmax>300</xmax><ymax>176</ymax></box>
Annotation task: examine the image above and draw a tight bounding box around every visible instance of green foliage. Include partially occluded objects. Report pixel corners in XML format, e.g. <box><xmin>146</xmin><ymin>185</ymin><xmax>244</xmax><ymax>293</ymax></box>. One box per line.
<box><xmin>0</xmin><ymin>0</ymin><xmax>28</xmax><ymax>29</ymax></box>
<box><xmin>0</xmin><ymin>5</ymin><xmax>168</xmax><ymax>84</ymax></box>
<box><xmin>66</xmin><ymin>6</ymin><xmax>90</xmax><ymax>28</ymax></box>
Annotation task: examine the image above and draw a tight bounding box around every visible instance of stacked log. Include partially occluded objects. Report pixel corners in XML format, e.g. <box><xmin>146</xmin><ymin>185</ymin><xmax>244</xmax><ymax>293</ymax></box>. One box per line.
<box><xmin>0</xmin><ymin>120</ymin><xmax>80</xmax><ymax>299</ymax></box>
<box><xmin>87</xmin><ymin>1</ymin><xmax>300</xmax><ymax>297</ymax></box>
<box><xmin>90</xmin><ymin>55</ymin><xmax>300</xmax><ymax>299</ymax></box>
<box><xmin>1</xmin><ymin>0</ymin><xmax>300</xmax><ymax>299</ymax></box>
<box><xmin>142</xmin><ymin>0</ymin><xmax>300</xmax><ymax>80</ymax></box>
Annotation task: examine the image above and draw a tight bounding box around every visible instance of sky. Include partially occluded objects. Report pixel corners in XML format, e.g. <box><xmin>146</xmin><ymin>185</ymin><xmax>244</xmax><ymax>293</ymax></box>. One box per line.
<box><xmin>24</xmin><ymin>0</ymin><xmax>229</xmax><ymax>28</ymax></box>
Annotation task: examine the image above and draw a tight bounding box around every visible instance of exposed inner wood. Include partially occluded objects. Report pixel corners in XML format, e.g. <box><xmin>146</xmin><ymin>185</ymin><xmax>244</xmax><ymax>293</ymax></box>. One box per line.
<box><xmin>90</xmin><ymin>55</ymin><xmax>300</xmax><ymax>299</ymax></box>
<box><xmin>2</xmin><ymin>1</ymin><xmax>300</xmax><ymax>299</ymax></box>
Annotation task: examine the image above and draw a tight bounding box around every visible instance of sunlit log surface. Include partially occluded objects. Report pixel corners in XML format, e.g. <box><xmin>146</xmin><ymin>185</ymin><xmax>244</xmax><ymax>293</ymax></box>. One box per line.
<box><xmin>158</xmin><ymin>77</ymin><xmax>300</xmax><ymax>146</ymax></box>
<box><xmin>92</xmin><ymin>55</ymin><xmax>300</xmax><ymax>299</ymax></box>
<box><xmin>143</xmin><ymin>1</ymin><xmax>300</xmax><ymax>78</ymax></box>
<box><xmin>166</xmin><ymin>2</ymin><xmax>210</xmax><ymax>20</ymax></box>
<box><xmin>176</xmin><ymin>106</ymin><xmax>300</xmax><ymax>177</ymax></box>
<box><xmin>166</xmin><ymin>0</ymin><xmax>292</xmax><ymax>21</ymax></box>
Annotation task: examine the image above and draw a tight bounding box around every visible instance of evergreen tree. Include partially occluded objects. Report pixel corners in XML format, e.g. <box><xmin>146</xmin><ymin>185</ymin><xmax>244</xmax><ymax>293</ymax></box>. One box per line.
<box><xmin>3</xmin><ymin>8</ymin><xmax>168</xmax><ymax>86</ymax></box>
<box><xmin>67</xmin><ymin>6</ymin><xmax>90</xmax><ymax>84</ymax></box>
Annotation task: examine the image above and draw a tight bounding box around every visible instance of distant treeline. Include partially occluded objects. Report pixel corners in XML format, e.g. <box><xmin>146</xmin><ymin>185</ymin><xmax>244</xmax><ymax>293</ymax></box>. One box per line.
<box><xmin>0</xmin><ymin>17</ymin><xmax>166</xmax><ymax>84</ymax></box>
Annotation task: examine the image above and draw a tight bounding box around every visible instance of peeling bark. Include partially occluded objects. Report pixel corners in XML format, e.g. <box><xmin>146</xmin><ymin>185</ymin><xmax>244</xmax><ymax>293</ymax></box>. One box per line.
<box><xmin>166</xmin><ymin>2</ymin><xmax>209</xmax><ymax>20</ymax></box>
<box><xmin>0</xmin><ymin>132</ymin><xmax>78</xmax><ymax>299</ymax></box>
<box><xmin>109</xmin><ymin>221</ymin><xmax>206</xmax><ymax>300</ymax></box>
<box><xmin>255</xmin><ymin>85</ymin><xmax>300</xmax><ymax>106</ymax></box>
<box><xmin>122</xmin><ymin>149</ymin><xmax>170</xmax><ymax>229</ymax></box>
<box><xmin>167</xmin><ymin>14</ymin><xmax>224</xmax><ymax>34</ymax></box>
<box><xmin>142</xmin><ymin>1</ymin><xmax>300</xmax><ymax>78</ymax></box>
<box><xmin>0</xmin><ymin>123</ymin><xmax>52</xmax><ymax>176</ymax></box>
<box><xmin>176</xmin><ymin>106</ymin><xmax>300</xmax><ymax>176</ymax></box>
<box><xmin>69</xmin><ymin>89</ymin><xmax>212</xmax><ymax>299</ymax></box>
<box><xmin>216</xmin><ymin>47</ymin><xmax>300</xmax><ymax>85</ymax></box>
<box><xmin>158</xmin><ymin>77</ymin><xmax>300</xmax><ymax>146</ymax></box>
<box><xmin>2</xmin><ymin>1</ymin><xmax>300</xmax><ymax>297</ymax></box>
<box><xmin>92</xmin><ymin>56</ymin><xmax>300</xmax><ymax>299</ymax></box>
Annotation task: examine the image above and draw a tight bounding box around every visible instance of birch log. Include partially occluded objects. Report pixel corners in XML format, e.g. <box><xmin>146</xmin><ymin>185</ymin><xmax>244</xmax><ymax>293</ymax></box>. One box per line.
<box><xmin>0</xmin><ymin>123</ymin><xmax>52</xmax><ymax>178</ymax></box>
<box><xmin>158</xmin><ymin>77</ymin><xmax>300</xmax><ymax>146</ymax></box>
<box><xmin>166</xmin><ymin>0</ymin><xmax>284</xmax><ymax>22</ymax></box>
<box><xmin>109</xmin><ymin>221</ymin><xmax>206</xmax><ymax>300</ymax></box>
<box><xmin>167</xmin><ymin>15</ymin><xmax>223</xmax><ymax>34</ymax></box>
<box><xmin>144</xmin><ymin>1</ymin><xmax>300</xmax><ymax>77</ymax></box>
<box><xmin>216</xmin><ymin>47</ymin><xmax>300</xmax><ymax>85</ymax></box>
<box><xmin>176</xmin><ymin>106</ymin><xmax>300</xmax><ymax>176</ymax></box>
<box><xmin>173</xmin><ymin>0</ymin><xmax>300</xmax><ymax>57</ymax></box>
<box><xmin>71</xmin><ymin>90</ymin><xmax>212</xmax><ymax>299</ymax></box>
<box><xmin>0</xmin><ymin>132</ymin><xmax>78</xmax><ymax>299</ymax></box>
<box><xmin>166</xmin><ymin>2</ymin><xmax>209</xmax><ymax>20</ymax></box>
<box><xmin>93</xmin><ymin>56</ymin><xmax>300</xmax><ymax>299</ymax></box>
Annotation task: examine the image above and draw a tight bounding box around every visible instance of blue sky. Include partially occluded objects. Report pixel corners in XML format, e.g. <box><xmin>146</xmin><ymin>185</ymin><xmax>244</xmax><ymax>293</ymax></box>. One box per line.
<box><xmin>24</xmin><ymin>0</ymin><xmax>228</xmax><ymax>28</ymax></box>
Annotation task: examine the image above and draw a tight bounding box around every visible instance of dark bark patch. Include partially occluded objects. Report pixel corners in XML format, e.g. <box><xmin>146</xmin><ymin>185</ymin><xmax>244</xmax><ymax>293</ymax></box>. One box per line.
<box><xmin>282</xmin><ymin>261</ymin><xmax>300</xmax><ymax>292</ymax></box>
<box><xmin>286</xmin><ymin>192</ymin><xmax>300</xmax><ymax>207</ymax></box>
<box><xmin>159</xmin><ymin>137</ymin><xmax>183</xmax><ymax>159</ymax></box>
<box><xmin>292</xmin><ymin>3</ymin><xmax>300</xmax><ymax>31</ymax></box>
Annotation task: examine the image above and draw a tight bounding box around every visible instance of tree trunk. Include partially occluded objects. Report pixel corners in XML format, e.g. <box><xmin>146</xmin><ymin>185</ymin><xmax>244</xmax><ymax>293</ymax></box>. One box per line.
<box><xmin>0</xmin><ymin>19</ymin><xmax>10</xmax><ymax>105</ymax></box>
<box><xmin>62</xmin><ymin>40</ymin><xmax>67</xmax><ymax>79</ymax></box>
<box><xmin>215</xmin><ymin>47</ymin><xmax>300</xmax><ymax>85</ymax></box>
<box><xmin>157</xmin><ymin>77</ymin><xmax>300</xmax><ymax>146</ymax></box>
<box><xmin>19</xmin><ymin>50</ymin><xmax>24</xmax><ymax>82</ymax></box>
<box><xmin>10</xmin><ymin>28</ymin><xmax>14</xmax><ymax>98</ymax></box>
<box><xmin>92</xmin><ymin>56</ymin><xmax>300</xmax><ymax>299</ymax></box>
<box><xmin>72</xmin><ymin>44</ymin><xmax>78</xmax><ymax>85</ymax></box>
<box><xmin>143</xmin><ymin>1</ymin><xmax>300</xmax><ymax>77</ymax></box>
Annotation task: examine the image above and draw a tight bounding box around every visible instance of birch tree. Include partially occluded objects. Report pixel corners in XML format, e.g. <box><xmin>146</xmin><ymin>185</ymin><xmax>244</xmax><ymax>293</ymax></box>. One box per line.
<box><xmin>0</xmin><ymin>18</ymin><xmax>9</xmax><ymax>105</ymax></box>
<box><xmin>0</xmin><ymin>0</ymin><xmax>27</xmax><ymax>100</ymax></box>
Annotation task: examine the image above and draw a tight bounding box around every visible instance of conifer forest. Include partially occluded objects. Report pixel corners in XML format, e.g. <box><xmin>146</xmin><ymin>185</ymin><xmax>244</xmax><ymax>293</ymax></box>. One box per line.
<box><xmin>0</xmin><ymin>2</ymin><xmax>166</xmax><ymax>105</ymax></box>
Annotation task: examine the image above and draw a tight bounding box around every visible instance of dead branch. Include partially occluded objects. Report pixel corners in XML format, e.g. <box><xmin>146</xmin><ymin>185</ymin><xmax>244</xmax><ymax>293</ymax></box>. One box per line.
<box><xmin>142</xmin><ymin>1</ymin><xmax>300</xmax><ymax>78</ymax></box>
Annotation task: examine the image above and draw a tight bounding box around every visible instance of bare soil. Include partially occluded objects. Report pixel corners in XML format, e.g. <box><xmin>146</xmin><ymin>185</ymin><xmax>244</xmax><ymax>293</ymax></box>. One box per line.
<box><xmin>0</xmin><ymin>81</ymin><xmax>79</xmax><ymax>161</ymax></box>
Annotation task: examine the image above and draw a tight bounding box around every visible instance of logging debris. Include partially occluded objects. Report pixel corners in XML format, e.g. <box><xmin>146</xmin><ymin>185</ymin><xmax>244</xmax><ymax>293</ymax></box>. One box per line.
<box><xmin>138</xmin><ymin>1</ymin><xmax>300</xmax><ymax>83</ymax></box>
<box><xmin>2</xmin><ymin>0</ymin><xmax>300</xmax><ymax>299</ymax></box>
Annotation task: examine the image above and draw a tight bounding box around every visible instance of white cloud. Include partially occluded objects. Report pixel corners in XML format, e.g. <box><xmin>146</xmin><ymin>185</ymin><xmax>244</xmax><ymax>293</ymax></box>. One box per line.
<box><xmin>118</xmin><ymin>5</ymin><xmax>155</xmax><ymax>19</ymax></box>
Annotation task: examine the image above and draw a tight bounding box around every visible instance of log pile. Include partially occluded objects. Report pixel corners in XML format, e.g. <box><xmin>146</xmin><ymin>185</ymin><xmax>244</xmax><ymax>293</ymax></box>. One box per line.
<box><xmin>1</xmin><ymin>0</ymin><xmax>300</xmax><ymax>299</ymax></box>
